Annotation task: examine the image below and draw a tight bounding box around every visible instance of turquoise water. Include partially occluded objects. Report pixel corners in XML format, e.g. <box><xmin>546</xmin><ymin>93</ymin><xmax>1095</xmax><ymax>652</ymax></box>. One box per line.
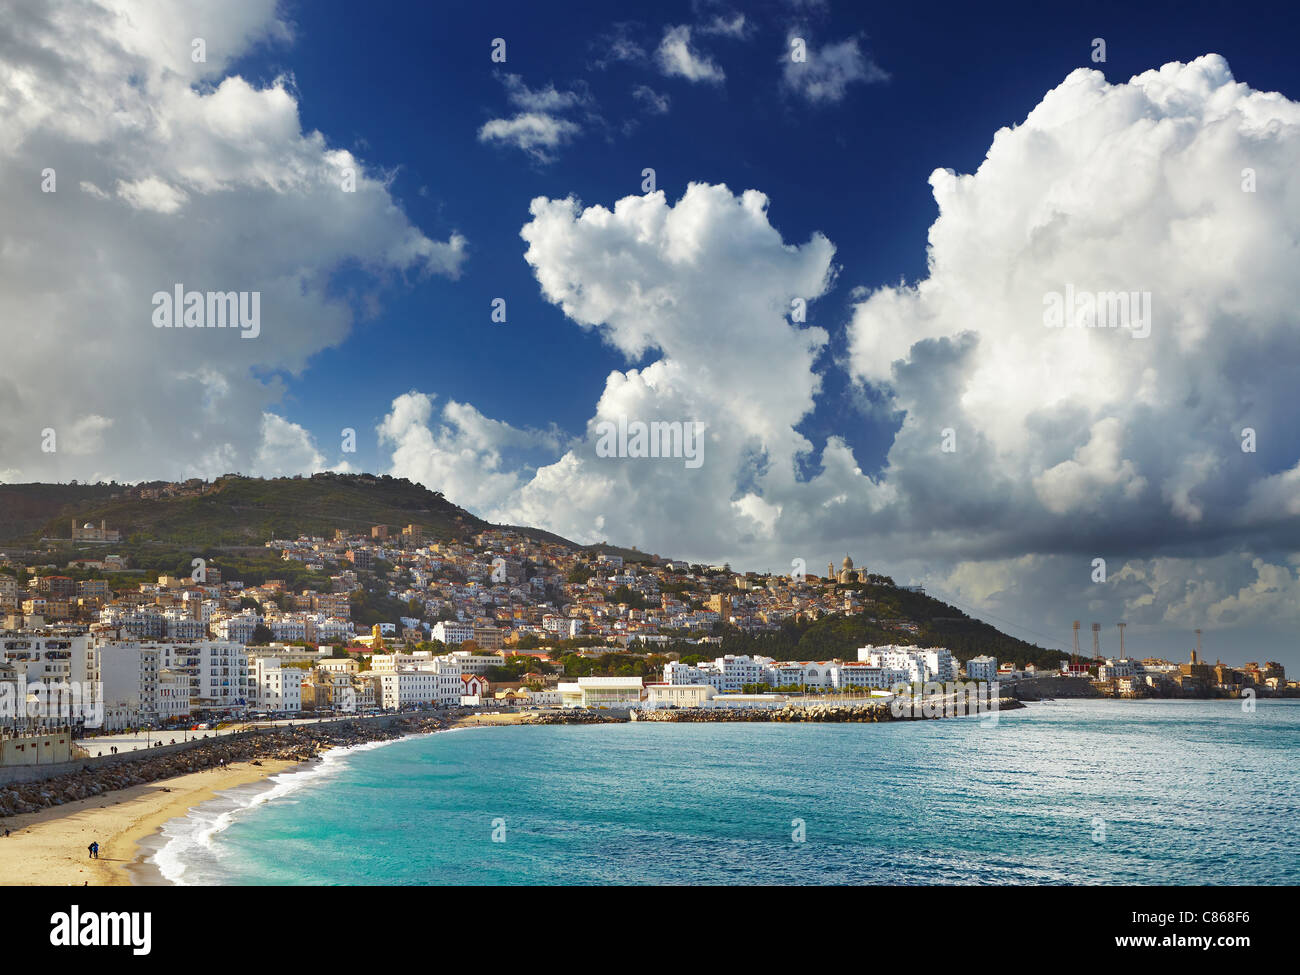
<box><xmin>155</xmin><ymin>700</ymin><xmax>1300</xmax><ymax>885</ymax></box>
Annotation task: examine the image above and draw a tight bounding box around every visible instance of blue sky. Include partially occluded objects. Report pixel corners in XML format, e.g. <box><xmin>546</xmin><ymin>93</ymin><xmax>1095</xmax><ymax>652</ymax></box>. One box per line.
<box><xmin>221</xmin><ymin>0</ymin><xmax>1300</xmax><ymax>481</ymax></box>
<box><xmin>5</xmin><ymin>0</ymin><xmax>1300</xmax><ymax>665</ymax></box>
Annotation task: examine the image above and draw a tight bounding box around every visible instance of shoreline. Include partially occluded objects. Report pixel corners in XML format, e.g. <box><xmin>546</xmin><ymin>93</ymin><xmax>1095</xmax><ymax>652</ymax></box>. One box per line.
<box><xmin>108</xmin><ymin>715</ymin><xmax>564</xmax><ymax>885</ymax></box>
<box><xmin>134</xmin><ymin>727</ymin><xmax>452</xmax><ymax>885</ymax></box>
<box><xmin>9</xmin><ymin>698</ymin><xmax>1261</xmax><ymax>886</ymax></box>
<box><xmin>0</xmin><ymin>759</ymin><xmax>298</xmax><ymax>886</ymax></box>
<box><xmin>0</xmin><ymin>713</ymin><xmax>454</xmax><ymax>886</ymax></box>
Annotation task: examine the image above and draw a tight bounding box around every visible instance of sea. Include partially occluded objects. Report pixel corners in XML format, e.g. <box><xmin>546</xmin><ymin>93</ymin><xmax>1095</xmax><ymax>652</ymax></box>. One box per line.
<box><xmin>149</xmin><ymin>699</ymin><xmax>1300</xmax><ymax>885</ymax></box>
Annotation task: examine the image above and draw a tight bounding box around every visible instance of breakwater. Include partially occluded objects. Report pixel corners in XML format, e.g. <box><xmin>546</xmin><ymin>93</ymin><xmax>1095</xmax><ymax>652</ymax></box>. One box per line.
<box><xmin>633</xmin><ymin>698</ymin><xmax>1022</xmax><ymax>722</ymax></box>
<box><xmin>521</xmin><ymin>710</ymin><xmax>626</xmax><ymax>725</ymax></box>
<box><xmin>0</xmin><ymin>714</ymin><xmax>449</xmax><ymax>818</ymax></box>
<box><xmin>521</xmin><ymin>697</ymin><xmax>1025</xmax><ymax>724</ymax></box>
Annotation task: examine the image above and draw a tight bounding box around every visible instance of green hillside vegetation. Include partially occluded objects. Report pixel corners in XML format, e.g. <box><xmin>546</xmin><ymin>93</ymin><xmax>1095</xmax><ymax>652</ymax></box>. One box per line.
<box><xmin>24</xmin><ymin>473</ymin><xmax>486</xmax><ymax>548</ymax></box>
<box><xmin>0</xmin><ymin>482</ymin><xmax>122</xmax><ymax>542</ymax></box>
<box><xmin>719</xmin><ymin>583</ymin><xmax>1065</xmax><ymax>670</ymax></box>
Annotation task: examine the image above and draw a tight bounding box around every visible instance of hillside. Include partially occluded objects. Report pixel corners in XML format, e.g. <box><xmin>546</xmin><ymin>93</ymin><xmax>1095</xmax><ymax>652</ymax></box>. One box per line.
<box><xmin>1</xmin><ymin>475</ymin><xmax>1061</xmax><ymax>666</ymax></box>
<box><xmin>718</xmin><ymin>582</ymin><xmax>1064</xmax><ymax>670</ymax></box>
<box><xmin>8</xmin><ymin>473</ymin><xmax>487</xmax><ymax>548</ymax></box>
<box><xmin>0</xmin><ymin>482</ymin><xmax>122</xmax><ymax>543</ymax></box>
<box><xmin>1</xmin><ymin>475</ymin><xmax>662</xmax><ymax>563</ymax></box>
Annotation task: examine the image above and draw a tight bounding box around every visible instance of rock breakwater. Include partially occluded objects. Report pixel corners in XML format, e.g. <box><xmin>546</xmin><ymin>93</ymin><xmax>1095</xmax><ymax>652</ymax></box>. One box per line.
<box><xmin>631</xmin><ymin>698</ymin><xmax>1023</xmax><ymax>722</ymax></box>
<box><xmin>0</xmin><ymin>715</ymin><xmax>448</xmax><ymax>819</ymax></box>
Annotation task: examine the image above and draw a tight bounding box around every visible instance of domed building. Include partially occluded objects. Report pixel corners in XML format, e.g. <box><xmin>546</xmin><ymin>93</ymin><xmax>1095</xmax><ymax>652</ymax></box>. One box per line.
<box><xmin>826</xmin><ymin>555</ymin><xmax>866</xmax><ymax>585</ymax></box>
<box><xmin>71</xmin><ymin>519</ymin><xmax>120</xmax><ymax>543</ymax></box>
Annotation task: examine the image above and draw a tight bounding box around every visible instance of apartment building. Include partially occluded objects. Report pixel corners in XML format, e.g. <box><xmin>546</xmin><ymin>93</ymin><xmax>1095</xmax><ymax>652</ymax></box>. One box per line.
<box><xmin>431</xmin><ymin>620</ymin><xmax>475</xmax><ymax>645</ymax></box>
<box><xmin>378</xmin><ymin>670</ymin><xmax>441</xmax><ymax>710</ymax></box>
<box><xmin>156</xmin><ymin>641</ymin><xmax>250</xmax><ymax>709</ymax></box>
<box><xmin>251</xmin><ymin>657</ymin><xmax>302</xmax><ymax>713</ymax></box>
<box><xmin>857</xmin><ymin>646</ymin><xmax>956</xmax><ymax>683</ymax></box>
<box><xmin>0</xmin><ymin>630</ymin><xmax>97</xmax><ymax>727</ymax></box>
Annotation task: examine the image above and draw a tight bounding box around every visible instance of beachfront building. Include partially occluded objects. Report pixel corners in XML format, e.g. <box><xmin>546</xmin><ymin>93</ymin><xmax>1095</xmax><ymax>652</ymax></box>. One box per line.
<box><xmin>1098</xmin><ymin>658</ymin><xmax>1138</xmax><ymax>681</ymax></box>
<box><xmin>645</xmin><ymin>683</ymin><xmax>715</xmax><ymax>708</ymax></box>
<box><xmin>664</xmin><ymin>654</ymin><xmax>766</xmax><ymax>692</ymax></box>
<box><xmin>155</xmin><ymin>640</ymin><xmax>250</xmax><ymax>711</ymax></box>
<box><xmin>0</xmin><ymin>630</ymin><xmax>98</xmax><ymax>728</ymax></box>
<box><xmin>374</xmin><ymin>653</ymin><xmax>465</xmax><ymax>709</ymax></box>
<box><xmin>98</xmin><ymin>643</ymin><xmax>161</xmax><ymax>729</ymax></box>
<box><xmin>825</xmin><ymin>662</ymin><xmax>894</xmax><ymax>690</ymax></box>
<box><xmin>559</xmin><ymin>676</ymin><xmax>644</xmax><ymax>708</ymax></box>
<box><xmin>857</xmin><ymin>645</ymin><xmax>956</xmax><ymax>684</ymax></box>
<box><xmin>251</xmin><ymin>658</ymin><xmax>302</xmax><ymax>713</ymax></box>
<box><xmin>378</xmin><ymin>670</ymin><xmax>441</xmax><ymax>710</ymax></box>
<box><xmin>157</xmin><ymin>670</ymin><xmax>189</xmax><ymax>722</ymax></box>
<box><xmin>95</xmin><ymin>642</ymin><xmax>194</xmax><ymax>728</ymax></box>
<box><xmin>966</xmin><ymin>655</ymin><xmax>998</xmax><ymax>682</ymax></box>
<box><xmin>664</xmin><ymin>654</ymin><xmax>905</xmax><ymax>693</ymax></box>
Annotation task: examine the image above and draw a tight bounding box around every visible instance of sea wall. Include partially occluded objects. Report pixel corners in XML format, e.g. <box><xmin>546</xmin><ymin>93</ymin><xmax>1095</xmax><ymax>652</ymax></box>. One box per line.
<box><xmin>0</xmin><ymin>712</ymin><xmax>448</xmax><ymax>812</ymax></box>
<box><xmin>1012</xmin><ymin>677</ymin><xmax>1104</xmax><ymax>700</ymax></box>
<box><xmin>631</xmin><ymin>697</ymin><xmax>1023</xmax><ymax>722</ymax></box>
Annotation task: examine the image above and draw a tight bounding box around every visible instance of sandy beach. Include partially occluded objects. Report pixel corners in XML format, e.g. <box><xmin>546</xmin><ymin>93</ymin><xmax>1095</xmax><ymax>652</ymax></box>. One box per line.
<box><xmin>452</xmin><ymin>711</ymin><xmax>528</xmax><ymax>727</ymax></box>
<box><xmin>0</xmin><ymin>759</ymin><xmax>298</xmax><ymax>886</ymax></box>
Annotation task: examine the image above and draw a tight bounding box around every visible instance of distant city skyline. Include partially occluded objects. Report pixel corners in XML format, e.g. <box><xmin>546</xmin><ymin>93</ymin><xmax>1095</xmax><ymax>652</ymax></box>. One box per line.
<box><xmin>4</xmin><ymin>0</ymin><xmax>1300</xmax><ymax>668</ymax></box>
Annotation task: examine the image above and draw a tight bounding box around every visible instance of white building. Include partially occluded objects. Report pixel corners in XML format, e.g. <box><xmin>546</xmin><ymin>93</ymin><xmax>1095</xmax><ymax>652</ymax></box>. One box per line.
<box><xmin>966</xmin><ymin>655</ymin><xmax>998</xmax><ymax>682</ymax></box>
<box><xmin>826</xmin><ymin>662</ymin><xmax>894</xmax><ymax>689</ymax></box>
<box><xmin>307</xmin><ymin>615</ymin><xmax>354</xmax><ymax>643</ymax></box>
<box><xmin>214</xmin><ymin>613</ymin><xmax>259</xmax><ymax>644</ymax></box>
<box><xmin>432</xmin><ymin>620</ymin><xmax>475</xmax><ymax>645</ymax></box>
<box><xmin>378</xmin><ymin>670</ymin><xmax>441</xmax><ymax>710</ymax></box>
<box><xmin>98</xmin><ymin>643</ymin><xmax>161</xmax><ymax>729</ymax></box>
<box><xmin>559</xmin><ymin>676</ymin><xmax>644</xmax><ymax>708</ymax></box>
<box><xmin>1</xmin><ymin>630</ymin><xmax>98</xmax><ymax>728</ymax></box>
<box><xmin>663</xmin><ymin>654</ymin><xmax>767</xmax><ymax>691</ymax></box>
<box><xmin>164</xmin><ymin>613</ymin><xmax>207</xmax><ymax>640</ymax></box>
<box><xmin>1098</xmin><ymin>658</ymin><xmax>1136</xmax><ymax>680</ymax></box>
<box><xmin>251</xmin><ymin>657</ymin><xmax>302</xmax><ymax>713</ymax></box>
<box><xmin>542</xmin><ymin>615</ymin><xmax>583</xmax><ymax>638</ymax></box>
<box><xmin>266</xmin><ymin>616</ymin><xmax>308</xmax><ymax>643</ymax></box>
<box><xmin>857</xmin><ymin>645</ymin><xmax>955</xmax><ymax>684</ymax></box>
<box><xmin>156</xmin><ymin>641</ymin><xmax>250</xmax><ymax>710</ymax></box>
<box><xmin>447</xmin><ymin>650</ymin><xmax>505</xmax><ymax>674</ymax></box>
<box><xmin>645</xmin><ymin>683</ymin><xmax>715</xmax><ymax>708</ymax></box>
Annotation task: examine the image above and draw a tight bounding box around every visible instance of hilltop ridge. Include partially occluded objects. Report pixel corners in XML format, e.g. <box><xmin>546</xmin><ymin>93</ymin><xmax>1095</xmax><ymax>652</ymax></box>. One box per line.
<box><xmin>0</xmin><ymin>473</ymin><xmax>1058</xmax><ymax>667</ymax></box>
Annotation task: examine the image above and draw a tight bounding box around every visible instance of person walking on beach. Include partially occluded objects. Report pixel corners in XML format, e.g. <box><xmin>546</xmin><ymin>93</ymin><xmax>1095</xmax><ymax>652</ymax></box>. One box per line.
<box><xmin>88</xmin><ymin>841</ymin><xmax>99</xmax><ymax>859</ymax></box>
